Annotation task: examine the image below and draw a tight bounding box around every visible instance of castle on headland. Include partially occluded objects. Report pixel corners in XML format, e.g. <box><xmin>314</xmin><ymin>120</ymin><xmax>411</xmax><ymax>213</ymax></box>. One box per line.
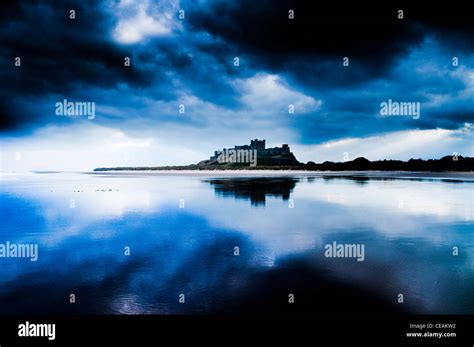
<box><xmin>199</xmin><ymin>139</ymin><xmax>299</xmax><ymax>166</ymax></box>
<box><xmin>94</xmin><ymin>140</ymin><xmax>474</xmax><ymax>171</ymax></box>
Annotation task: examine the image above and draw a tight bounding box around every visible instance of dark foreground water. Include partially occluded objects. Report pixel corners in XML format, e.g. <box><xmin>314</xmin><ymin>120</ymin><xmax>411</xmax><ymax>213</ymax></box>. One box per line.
<box><xmin>0</xmin><ymin>172</ymin><xmax>473</xmax><ymax>315</ymax></box>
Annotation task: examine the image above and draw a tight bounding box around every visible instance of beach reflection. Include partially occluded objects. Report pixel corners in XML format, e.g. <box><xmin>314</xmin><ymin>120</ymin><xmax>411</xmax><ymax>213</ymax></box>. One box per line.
<box><xmin>0</xmin><ymin>172</ymin><xmax>472</xmax><ymax>314</ymax></box>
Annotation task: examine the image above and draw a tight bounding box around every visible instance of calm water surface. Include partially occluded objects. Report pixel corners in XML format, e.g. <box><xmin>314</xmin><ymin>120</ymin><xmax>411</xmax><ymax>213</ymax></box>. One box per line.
<box><xmin>0</xmin><ymin>172</ymin><xmax>473</xmax><ymax>314</ymax></box>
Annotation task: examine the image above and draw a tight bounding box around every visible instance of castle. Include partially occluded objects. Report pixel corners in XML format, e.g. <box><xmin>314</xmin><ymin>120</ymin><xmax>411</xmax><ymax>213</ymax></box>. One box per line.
<box><xmin>200</xmin><ymin>139</ymin><xmax>299</xmax><ymax>166</ymax></box>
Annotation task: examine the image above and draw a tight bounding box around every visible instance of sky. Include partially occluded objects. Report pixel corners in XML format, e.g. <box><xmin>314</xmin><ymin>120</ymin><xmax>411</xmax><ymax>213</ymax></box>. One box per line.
<box><xmin>0</xmin><ymin>0</ymin><xmax>473</xmax><ymax>171</ymax></box>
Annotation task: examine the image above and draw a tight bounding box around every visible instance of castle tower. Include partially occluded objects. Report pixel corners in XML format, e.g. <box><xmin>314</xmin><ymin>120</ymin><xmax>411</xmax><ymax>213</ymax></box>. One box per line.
<box><xmin>250</xmin><ymin>139</ymin><xmax>266</xmax><ymax>151</ymax></box>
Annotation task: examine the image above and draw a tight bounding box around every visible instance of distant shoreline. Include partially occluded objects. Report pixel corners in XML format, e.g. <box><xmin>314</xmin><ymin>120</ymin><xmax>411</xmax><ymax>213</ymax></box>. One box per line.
<box><xmin>94</xmin><ymin>155</ymin><xmax>474</xmax><ymax>173</ymax></box>
<box><xmin>88</xmin><ymin>170</ymin><xmax>474</xmax><ymax>180</ymax></box>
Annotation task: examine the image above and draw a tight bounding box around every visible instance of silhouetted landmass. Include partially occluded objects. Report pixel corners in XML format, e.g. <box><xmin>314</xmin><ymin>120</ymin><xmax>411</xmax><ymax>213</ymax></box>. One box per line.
<box><xmin>306</xmin><ymin>155</ymin><xmax>474</xmax><ymax>171</ymax></box>
<box><xmin>94</xmin><ymin>155</ymin><xmax>474</xmax><ymax>172</ymax></box>
<box><xmin>95</xmin><ymin>138</ymin><xmax>473</xmax><ymax>171</ymax></box>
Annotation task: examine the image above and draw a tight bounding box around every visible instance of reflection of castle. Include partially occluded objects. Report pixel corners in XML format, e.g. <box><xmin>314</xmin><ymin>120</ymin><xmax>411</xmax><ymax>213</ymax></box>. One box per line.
<box><xmin>202</xmin><ymin>139</ymin><xmax>299</xmax><ymax>166</ymax></box>
<box><xmin>204</xmin><ymin>177</ymin><xmax>298</xmax><ymax>206</ymax></box>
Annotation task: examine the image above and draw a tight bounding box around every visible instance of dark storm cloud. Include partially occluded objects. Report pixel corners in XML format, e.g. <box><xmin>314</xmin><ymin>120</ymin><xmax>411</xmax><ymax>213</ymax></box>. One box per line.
<box><xmin>1</xmin><ymin>0</ymin><xmax>473</xmax><ymax>140</ymax></box>
<box><xmin>1</xmin><ymin>1</ymin><xmax>156</xmax><ymax>88</ymax></box>
<box><xmin>424</xmin><ymin>109</ymin><xmax>474</xmax><ymax>131</ymax></box>
<box><xmin>0</xmin><ymin>0</ymin><xmax>250</xmax><ymax>131</ymax></box>
<box><xmin>184</xmin><ymin>0</ymin><xmax>474</xmax><ymax>87</ymax></box>
<box><xmin>155</xmin><ymin>42</ymin><xmax>245</xmax><ymax>107</ymax></box>
<box><xmin>0</xmin><ymin>0</ymin><xmax>176</xmax><ymax>130</ymax></box>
